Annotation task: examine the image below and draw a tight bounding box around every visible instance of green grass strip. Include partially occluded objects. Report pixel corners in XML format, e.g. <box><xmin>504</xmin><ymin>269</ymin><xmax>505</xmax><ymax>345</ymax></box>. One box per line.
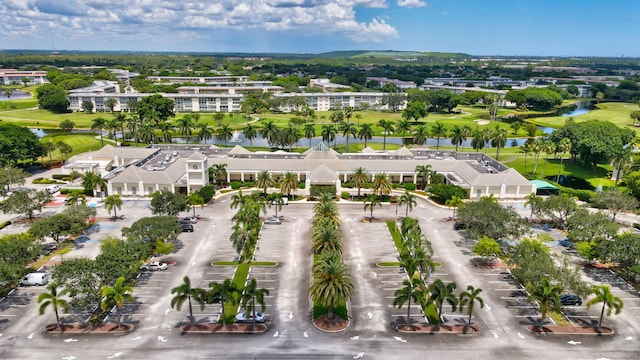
<box><xmin>377</xmin><ymin>262</ymin><xmax>401</xmax><ymax>267</ymax></box>
<box><xmin>211</xmin><ymin>261</ymin><xmax>241</xmax><ymax>266</ymax></box>
<box><xmin>247</xmin><ymin>261</ymin><xmax>277</xmax><ymax>266</ymax></box>
<box><xmin>386</xmin><ymin>220</ymin><xmax>404</xmax><ymax>253</ymax></box>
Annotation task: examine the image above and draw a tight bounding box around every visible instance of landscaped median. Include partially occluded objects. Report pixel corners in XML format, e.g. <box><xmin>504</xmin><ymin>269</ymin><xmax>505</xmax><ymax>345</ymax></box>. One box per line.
<box><xmin>526</xmin><ymin>325</ymin><xmax>614</xmax><ymax>335</ymax></box>
<box><xmin>396</xmin><ymin>324</ymin><xmax>479</xmax><ymax>335</ymax></box>
<box><xmin>44</xmin><ymin>323</ymin><xmax>134</xmax><ymax>334</ymax></box>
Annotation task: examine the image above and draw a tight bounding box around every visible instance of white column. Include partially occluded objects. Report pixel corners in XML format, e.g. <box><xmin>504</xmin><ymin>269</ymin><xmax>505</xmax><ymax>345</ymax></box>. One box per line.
<box><xmin>241</xmin><ymin>172</ymin><xmax>245</xmax><ymax>182</ymax></box>
<box><xmin>227</xmin><ymin>172</ymin><xmax>231</xmax><ymax>183</ymax></box>
<box><xmin>399</xmin><ymin>173</ymin><xmax>404</xmax><ymax>184</ymax></box>
<box><xmin>413</xmin><ymin>173</ymin><xmax>417</xmax><ymax>184</ymax></box>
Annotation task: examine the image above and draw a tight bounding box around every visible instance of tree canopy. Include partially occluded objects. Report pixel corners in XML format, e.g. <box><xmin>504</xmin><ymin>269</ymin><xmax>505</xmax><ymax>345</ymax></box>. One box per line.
<box><xmin>0</xmin><ymin>124</ymin><xmax>46</xmax><ymax>165</ymax></box>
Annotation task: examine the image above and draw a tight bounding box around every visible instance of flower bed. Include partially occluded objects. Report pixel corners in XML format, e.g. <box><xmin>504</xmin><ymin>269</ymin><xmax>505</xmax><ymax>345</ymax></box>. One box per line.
<box><xmin>45</xmin><ymin>323</ymin><xmax>134</xmax><ymax>334</ymax></box>
<box><xmin>179</xmin><ymin>323</ymin><xmax>267</xmax><ymax>334</ymax></box>
<box><xmin>526</xmin><ymin>325</ymin><xmax>614</xmax><ymax>335</ymax></box>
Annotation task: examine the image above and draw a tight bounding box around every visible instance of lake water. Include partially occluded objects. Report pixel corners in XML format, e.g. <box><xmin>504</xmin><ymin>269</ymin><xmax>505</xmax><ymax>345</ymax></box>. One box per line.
<box><xmin>0</xmin><ymin>90</ymin><xmax>32</xmax><ymax>101</ymax></box>
<box><xmin>560</xmin><ymin>101</ymin><xmax>594</xmax><ymax>117</ymax></box>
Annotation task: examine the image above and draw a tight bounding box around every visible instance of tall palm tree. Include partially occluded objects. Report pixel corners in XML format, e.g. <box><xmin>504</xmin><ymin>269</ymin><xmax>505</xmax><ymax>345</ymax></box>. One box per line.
<box><xmin>611</xmin><ymin>144</ymin><xmax>634</xmax><ymax>188</ymax></box>
<box><xmin>414</xmin><ymin>164</ymin><xmax>432</xmax><ymax>190</ymax></box>
<box><xmin>587</xmin><ymin>285</ymin><xmax>624</xmax><ymax>330</ymax></box>
<box><xmin>100</xmin><ymin>276</ymin><xmax>134</xmax><ymax>328</ymax></box>
<box><xmin>358</xmin><ymin>123</ymin><xmax>374</xmax><ymax>148</ymax></box>
<box><xmin>399</xmin><ymin>191</ymin><xmax>417</xmax><ymax>218</ymax></box>
<box><xmin>526</xmin><ymin>277</ymin><xmax>562</xmax><ymax>325</ymax></box>
<box><xmin>126</xmin><ymin>115</ymin><xmax>141</xmax><ymax>144</ymax></box>
<box><xmin>396</xmin><ymin>119</ymin><xmax>412</xmax><ymax>145</ymax></box>
<box><xmin>338</xmin><ymin>121</ymin><xmax>357</xmax><ymax>153</ymax></box>
<box><xmin>91</xmin><ymin>117</ymin><xmax>109</xmax><ymax>147</ymax></box>
<box><xmin>458</xmin><ymin>285</ymin><xmax>484</xmax><ymax>326</ymax></box>
<box><xmin>230</xmin><ymin>190</ymin><xmax>246</xmax><ymax>210</ymax></box>
<box><xmin>280</xmin><ymin>123</ymin><xmax>300</xmax><ymax>150</ymax></box>
<box><xmin>372</xmin><ymin>172</ymin><xmax>392</xmax><ymax>196</ymax></box>
<box><xmin>267</xmin><ymin>193</ymin><xmax>285</xmax><ymax>217</ymax></box>
<box><xmin>312</xmin><ymin>222</ymin><xmax>342</xmax><ymax>255</ymax></box>
<box><xmin>471</xmin><ymin>129</ymin><xmax>485</xmax><ymax>152</ymax></box>
<box><xmin>449</xmin><ymin>125</ymin><xmax>464</xmax><ymax>152</ymax></box>
<box><xmin>540</xmin><ymin>140</ymin><xmax>556</xmax><ymax>178</ymax></box>
<box><xmin>445</xmin><ymin>196</ymin><xmax>463</xmax><ymax>220</ymax></box>
<box><xmin>363</xmin><ymin>194</ymin><xmax>382</xmax><ymax>221</ymax></box>
<box><xmin>530</xmin><ymin>139</ymin><xmax>544</xmax><ymax>176</ymax></box>
<box><xmin>377</xmin><ymin>119</ymin><xmax>395</xmax><ymax>150</ymax></box>
<box><xmin>428</xmin><ymin>279</ymin><xmax>458</xmax><ymax>325</ymax></box>
<box><xmin>354</xmin><ymin>113</ymin><xmax>363</xmax><ymax>126</ymax></box>
<box><xmin>255</xmin><ymin>170</ymin><xmax>274</xmax><ymax>195</ymax></box>
<box><xmin>209</xmin><ymin>163</ymin><xmax>228</xmax><ymax>185</ymax></box>
<box><xmin>329</xmin><ymin>110</ymin><xmax>344</xmax><ymax>132</ymax></box>
<box><xmin>460</xmin><ymin>125</ymin><xmax>473</xmax><ymax>152</ymax></box>
<box><xmin>38</xmin><ymin>282</ymin><xmax>70</xmax><ymax>329</ymax></box>
<box><xmin>207</xmin><ymin>278</ymin><xmax>239</xmax><ymax>329</ymax></box>
<box><xmin>171</xmin><ymin>276</ymin><xmax>206</xmax><ymax>326</ymax></box>
<box><xmin>66</xmin><ymin>192</ymin><xmax>86</xmax><ymax>206</ymax></box>
<box><xmin>314</xmin><ymin>201</ymin><xmax>340</xmax><ymax>226</ymax></box>
<box><xmin>279</xmin><ymin>171</ymin><xmax>299</xmax><ymax>199</ymax></box>
<box><xmin>393</xmin><ymin>277</ymin><xmax>425</xmax><ymax>324</ymax></box>
<box><xmin>137</xmin><ymin>123</ymin><xmax>155</xmax><ymax>144</ymax></box>
<box><xmin>351</xmin><ymin>167</ymin><xmax>369</xmax><ymax>197</ymax></box>
<box><xmin>556</xmin><ymin>137</ymin><xmax>572</xmax><ymax>183</ymax></box>
<box><xmin>197</xmin><ymin>122</ymin><xmax>213</xmax><ymax>143</ymax></box>
<box><xmin>158</xmin><ymin>122</ymin><xmax>174</xmax><ymax>143</ymax></box>
<box><xmin>104</xmin><ymin>194</ymin><xmax>123</xmax><ymax>219</ymax></box>
<box><xmin>217</xmin><ymin>124</ymin><xmax>233</xmax><ymax>147</ymax></box>
<box><xmin>481</xmin><ymin>127</ymin><xmax>492</xmax><ymax>154</ymax></box>
<box><xmin>303</xmin><ymin>123</ymin><xmax>316</xmax><ymax>148</ymax></box>
<box><xmin>113</xmin><ymin>113</ymin><xmax>127</xmax><ymax>144</ymax></box>
<box><xmin>239</xmin><ymin>278</ymin><xmax>270</xmax><ymax>329</ymax></box>
<box><xmin>320</xmin><ymin>124</ymin><xmax>337</xmax><ymax>147</ymax></box>
<box><xmin>188</xmin><ymin>192</ymin><xmax>204</xmax><ymax>217</ymax></box>
<box><xmin>412</xmin><ymin>125</ymin><xmax>428</xmax><ymax>146</ymax></box>
<box><xmin>175</xmin><ymin>115</ymin><xmax>194</xmax><ymax>144</ymax></box>
<box><xmin>491</xmin><ymin>126</ymin><xmax>508</xmax><ymax>160</ymax></box>
<box><xmin>431</xmin><ymin>122</ymin><xmax>447</xmax><ymax>150</ymax></box>
<box><xmin>309</xmin><ymin>257</ymin><xmax>354</xmax><ymax>320</ymax></box>
<box><xmin>243</xmin><ymin>123</ymin><xmax>257</xmax><ymax>149</ymax></box>
<box><xmin>260</xmin><ymin>120</ymin><xmax>279</xmax><ymax>148</ymax></box>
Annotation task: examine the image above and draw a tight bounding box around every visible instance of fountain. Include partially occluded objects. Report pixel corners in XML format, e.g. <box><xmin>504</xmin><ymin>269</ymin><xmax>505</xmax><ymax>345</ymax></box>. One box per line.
<box><xmin>230</xmin><ymin>131</ymin><xmax>243</xmax><ymax>143</ymax></box>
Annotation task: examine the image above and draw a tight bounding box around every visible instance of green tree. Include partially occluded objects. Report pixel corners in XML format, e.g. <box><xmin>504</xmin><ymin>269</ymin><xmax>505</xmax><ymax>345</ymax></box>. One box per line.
<box><xmin>43</xmin><ymin>140</ymin><xmax>56</xmax><ymax>163</ymax></box>
<box><xmin>158</xmin><ymin>122</ymin><xmax>174</xmax><ymax>143</ymax></box>
<box><xmin>38</xmin><ymin>282</ymin><xmax>70</xmax><ymax>329</ymax></box>
<box><xmin>371</xmin><ymin>172</ymin><xmax>392</xmax><ymax>196</ymax></box>
<box><xmin>260</xmin><ymin>120</ymin><xmax>280</xmax><ymax>148</ymax></box>
<box><xmin>472</xmin><ymin>236</ymin><xmax>502</xmax><ymax>262</ymax></box>
<box><xmin>377</xmin><ymin>119</ymin><xmax>395</xmax><ymax>150</ymax></box>
<box><xmin>338</xmin><ymin>121</ymin><xmax>357</xmax><ymax>153</ymax></box>
<box><xmin>255</xmin><ymin>170</ymin><xmax>275</xmax><ymax>195</ymax></box>
<box><xmin>526</xmin><ymin>277</ymin><xmax>562</xmax><ymax>325</ymax></box>
<box><xmin>197</xmin><ymin>122</ymin><xmax>213</xmax><ymax>143</ymax></box>
<box><xmin>150</xmin><ymin>190</ymin><xmax>189</xmax><ymax>216</ymax></box>
<box><xmin>217</xmin><ymin>124</ymin><xmax>233</xmax><ymax>147</ymax></box>
<box><xmin>363</xmin><ymin>194</ymin><xmax>382</xmax><ymax>221</ymax></box>
<box><xmin>209</xmin><ymin>163</ymin><xmax>228</xmax><ymax>185</ymax></box>
<box><xmin>471</xmin><ymin>129</ymin><xmax>485</xmax><ymax>152</ymax></box>
<box><xmin>458</xmin><ymin>285</ymin><xmax>484</xmax><ymax>326</ymax></box>
<box><xmin>187</xmin><ymin>192</ymin><xmax>204</xmax><ymax>217</ymax></box>
<box><xmin>399</xmin><ymin>191</ymin><xmax>417</xmax><ymax>218</ymax></box>
<box><xmin>449</xmin><ymin>125</ymin><xmax>464</xmax><ymax>152</ymax></box>
<box><xmin>357</xmin><ymin>123</ymin><xmax>374</xmax><ymax>148</ymax></box>
<box><xmin>431</xmin><ymin>122</ymin><xmax>447</xmax><ymax>150</ymax></box>
<box><xmin>2</xmin><ymin>189</ymin><xmax>53</xmax><ymax>221</ymax></box>
<box><xmin>321</xmin><ymin>124</ymin><xmax>337</xmax><ymax>148</ymax></box>
<box><xmin>91</xmin><ymin>117</ymin><xmax>109</xmax><ymax>147</ymax></box>
<box><xmin>309</xmin><ymin>257</ymin><xmax>354</xmax><ymax>320</ymax></box>
<box><xmin>396</xmin><ymin>119</ymin><xmax>412</xmax><ymax>144</ymax></box>
<box><xmin>59</xmin><ymin>119</ymin><xmax>75</xmax><ymax>134</ymax></box>
<box><xmin>491</xmin><ymin>126</ymin><xmax>508</xmax><ymax>160</ymax></box>
<box><xmin>303</xmin><ymin>123</ymin><xmax>316</xmax><ymax>148</ymax></box>
<box><xmin>593</xmin><ymin>189</ymin><xmax>638</xmax><ymax>222</ymax></box>
<box><xmin>100</xmin><ymin>276</ymin><xmax>134</xmax><ymax>328</ymax></box>
<box><xmin>587</xmin><ymin>285</ymin><xmax>624</xmax><ymax>330</ymax></box>
<box><xmin>207</xmin><ymin>279</ymin><xmax>239</xmax><ymax>329</ymax></box>
<box><xmin>351</xmin><ymin>167</ymin><xmax>369</xmax><ymax>197</ymax></box>
<box><xmin>137</xmin><ymin>94</ymin><xmax>175</xmax><ymax>125</ymax></box>
<box><xmin>555</xmin><ymin>138</ymin><xmax>572</xmax><ymax>183</ymax></box>
<box><xmin>104</xmin><ymin>194</ymin><xmax>123</xmax><ymax>219</ymax></box>
<box><xmin>414</xmin><ymin>164</ymin><xmax>432</xmax><ymax>190</ymax></box>
<box><xmin>444</xmin><ymin>195</ymin><xmax>463</xmax><ymax>220</ymax></box>
<box><xmin>243</xmin><ymin>123</ymin><xmax>258</xmax><ymax>149</ymax></box>
<box><xmin>412</xmin><ymin>125</ymin><xmax>429</xmax><ymax>146</ymax></box>
<box><xmin>457</xmin><ymin>196</ymin><xmax>529</xmax><ymax>240</ymax></box>
<box><xmin>428</xmin><ymin>279</ymin><xmax>458</xmax><ymax>325</ymax></box>
<box><xmin>393</xmin><ymin>277</ymin><xmax>426</xmax><ymax>324</ymax></box>
<box><xmin>56</xmin><ymin>141</ymin><xmax>73</xmax><ymax>162</ymax></box>
<box><xmin>402</xmin><ymin>101</ymin><xmax>428</xmax><ymax>123</ymax></box>
<box><xmin>239</xmin><ymin>278</ymin><xmax>270</xmax><ymax>329</ymax></box>
<box><xmin>171</xmin><ymin>276</ymin><xmax>206</xmax><ymax>326</ymax></box>
<box><xmin>279</xmin><ymin>171</ymin><xmax>299</xmax><ymax>199</ymax></box>
<box><xmin>122</xmin><ymin>216</ymin><xmax>182</xmax><ymax>243</ymax></box>
<box><xmin>176</xmin><ymin>115</ymin><xmax>194</xmax><ymax>144</ymax></box>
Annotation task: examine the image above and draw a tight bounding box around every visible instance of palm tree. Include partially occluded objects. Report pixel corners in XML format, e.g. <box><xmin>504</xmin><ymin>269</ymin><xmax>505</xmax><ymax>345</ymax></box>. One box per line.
<box><xmin>280</xmin><ymin>123</ymin><xmax>300</xmax><ymax>150</ymax></box>
<box><xmin>445</xmin><ymin>196</ymin><xmax>463</xmax><ymax>220</ymax></box>
<box><xmin>611</xmin><ymin>144</ymin><xmax>634</xmax><ymax>188</ymax></box>
<box><xmin>312</xmin><ymin>222</ymin><xmax>342</xmax><ymax>255</ymax></box>
<box><xmin>209</xmin><ymin>163</ymin><xmax>228</xmax><ymax>185</ymax></box>
<box><xmin>158</xmin><ymin>122</ymin><xmax>174</xmax><ymax>143</ymax></box>
<box><xmin>243</xmin><ymin>123</ymin><xmax>257</xmax><ymax>149</ymax></box>
<box><xmin>217</xmin><ymin>124</ymin><xmax>233</xmax><ymax>147</ymax></box>
<box><xmin>91</xmin><ymin>117</ymin><xmax>109</xmax><ymax>147</ymax></box>
<box><xmin>260</xmin><ymin>120</ymin><xmax>280</xmax><ymax>148</ymax></box>
<box><xmin>66</xmin><ymin>192</ymin><xmax>86</xmax><ymax>206</ymax></box>
<box><xmin>38</xmin><ymin>282</ymin><xmax>70</xmax><ymax>329</ymax></box>
<box><xmin>412</xmin><ymin>125</ymin><xmax>428</xmax><ymax>146</ymax></box>
<box><xmin>526</xmin><ymin>277</ymin><xmax>562</xmax><ymax>325</ymax></box>
<box><xmin>428</xmin><ymin>279</ymin><xmax>458</xmax><ymax>325</ymax></box>
<box><xmin>197</xmin><ymin>122</ymin><xmax>213</xmax><ymax>143</ymax></box>
<box><xmin>320</xmin><ymin>124</ymin><xmax>337</xmax><ymax>148</ymax></box>
<box><xmin>239</xmin><ymin>278</ymin><xmax>270</xmax><ymax>329</ymax></box>
<box><xmin>540</xmin><ymin>140</ymin><xmax>556</xmax><ymax>178</ymax></box>
<box><xmin>329</xmin><ymin>110</ymin><xmax>344</xmax><ymax>132</ymax></box>
<box><xmin>207</xmin><ymin>279</ymin><xmax>239</xmax><ymax>329</ymax></box>
<box><xmin>104</xmin><ymin>194</ymin><xmax>123</xmax><ymax>219</ymax></box>
<box><xmin>230</xmin><ymin>190</ymin><xmax>246</xmax><ymax>210</ymax></box>
<box><xmin>399</xmin><ymin>191</ymin><xmax>417</xmax><ymax>218</ymax></box>
<box><xmin>491</xmin><ymin>126</ymin><xmax>508</xmax><ymax>160</ymax></box>
<box><xmin>393</xmin><ymin>277</ymin><xmax>425</xmax><ymax>324</ymax></box>
<box><xmin>126</xmin><ymin>115</ymin><xmax>141</xmax><ymax>144</ymax></box>
<box><xmin>358</xmin><ymin>123</ymin><xmax>374</xmax><ymax>148</ymax></box>
<box><xmin>431</xmin><ymin>122</ymin><xmax>447</xmax><ymax>150</ymax></box>
<box><xmin>458</xmin><ymin>285</ymin><xmax>484</xmax><ymax>326</ymax></box>
<box><xmin>137</xmin><ymin>123</ymin><xmax>155</xmax><ymax>144</ymax></box>
<box><xmin>471</xmin><ymin>129</ymin><xmax>485</xmax><ymax>152</ymax></box>
<box><xmin>309</xmin><ymin>257</ymin><xmax>354</xmax><ymax>320</ymax></box>
<box><xmin>175</xmin><ymin>115</ymin><xmax>194</xmax><ymax>144</ymax></box>
<box><xmin>314</xmin><ymin>201</ymin><xmax>340</xmax><ymax>226</ymax></box>
<box><xmin>188</xmin><ymin>192</ymin><xmax>204</xmax><ymax>217</ymax></box>
<box><xmin>556</xmin><ymin>137</ymin><xmax>572</xmax><ymax>183</ymax></box>
<box><xmin>460</xmin><ymin>125</ymin><xmax>472</xmax><ymax>152</ymax></box>
<box><xmin>279</xmin><ymin>171</ymin><xmax>299</xmax><ymax>199</ymax></box>
<box><xmin>481</xmin><ymin>127</ymin><xmax>492</xmax><ymax>154</ymax></box>
<box><xmin>351</xmin><ymin>167</ymin><xmax>369</xmax><ymax>197</ymax></box>
<box><xmin>396</xmin><ymin>119</ymin><xmax>412</xmax><ymax>145</ymax></box>
<box><xmin>255</xmin><ymin>170</ymin><xmax>274</xmax><ymax>195</ymax></box>
<box><xmin>338</xmin><ymin>121</ymin><xmax>357</xmax><ymax>153</ymax></box>
<box><xmin>363</xmin><ymin>194</ymin><xmax>382</xmax><ymax>221</ymax></box>
<box><xmin>414</xmin><ymin>164</ymin><xmax>432</xmax><ymax>190</ymax></box>
<box><xmin>449</xmin><ymin>125</ymin><xmax>464</xmax><ymax>152</ymax></box>
<box><xmin>377</xmin><ymin>119</ymin><xmax>395</xmax><ymax>150</ymax></box>
<box><xmin>171</xmin><ymin>276</ymin><xmax>206</xmax><ymax>326</ymax></box>
<box><xmin>100</xmin><ymin>276</ymin><xmax>134</xmax><ymax>328</ymax></box>
<box><xmin>371</xmin><ymin>172</ymin><xmax>392</xmax><ymax>196</ymax></box>
<box><xmin>530</xmin><ymin>139</ymin><xmax>544</xmax><ymax>176</ymax></box>
<box><xmin>113</xmin><ymin>113</ymin><xmax>127</xmax><ymax>144</ymax></box>
<box><xmin>587</xmin><ymin>285</ymin><xmax>624</xmax><ymax>330</ymax></box>
<box><xmin>303</xmin><ymin>123</ymin><xmax>316</xmax><ymax>148</ymax></box>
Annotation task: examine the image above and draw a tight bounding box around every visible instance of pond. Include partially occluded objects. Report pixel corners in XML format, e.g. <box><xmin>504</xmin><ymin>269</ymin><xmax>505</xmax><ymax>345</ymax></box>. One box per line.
<box><xmin>559</xmin><ymin>100</ymin><xmax>595</xmax><ymax>117</ymax></box>
<box><xmin>0</xmin><ymin>90</ymin><xmax>32</xmax><ymax>101</ymax></box>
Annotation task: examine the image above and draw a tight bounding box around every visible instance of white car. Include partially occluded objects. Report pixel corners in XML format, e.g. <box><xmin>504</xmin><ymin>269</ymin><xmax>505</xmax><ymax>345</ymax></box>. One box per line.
<box><xmin>235</xmin><ymin>311</ymin><xmax>266</xmax><ymax>323</ymax></box>
<box><xmin>263</xmin><ymin>217</ymin><xmax>281</xmax><ymax>225</ymax></box>
<box><xmin>140</xmin><ymin>262</ymin><xmax>169</xmax><ymax>271</ymax></box>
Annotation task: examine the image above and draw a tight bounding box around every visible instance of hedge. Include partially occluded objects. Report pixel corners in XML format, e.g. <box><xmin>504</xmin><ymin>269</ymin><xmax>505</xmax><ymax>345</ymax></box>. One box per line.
<box><xmin>0</xmin><ymin>220</ymin><xmax>11</xmax><ymax>230</ymax></box>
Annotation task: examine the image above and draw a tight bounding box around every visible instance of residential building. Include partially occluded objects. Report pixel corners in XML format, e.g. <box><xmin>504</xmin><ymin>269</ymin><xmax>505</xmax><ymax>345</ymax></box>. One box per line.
<box><xmin>0</xmin><ymin>69</ymin><xmax>47</xmax><ymax>85</ymax></box>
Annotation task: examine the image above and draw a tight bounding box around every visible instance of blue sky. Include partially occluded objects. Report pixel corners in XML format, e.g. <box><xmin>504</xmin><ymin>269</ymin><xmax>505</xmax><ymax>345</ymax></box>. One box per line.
<box><xmin>0</xmin><ymin>0</ymin><xmax>638</xmax><ymax>56</ymax></box>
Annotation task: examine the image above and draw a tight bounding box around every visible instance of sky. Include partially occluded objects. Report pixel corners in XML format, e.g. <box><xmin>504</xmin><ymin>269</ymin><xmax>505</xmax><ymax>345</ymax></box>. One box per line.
<box><xmin>0</xmin><ymin>0</ymin><xmax>639</xmax><ymax>56</ymax></box>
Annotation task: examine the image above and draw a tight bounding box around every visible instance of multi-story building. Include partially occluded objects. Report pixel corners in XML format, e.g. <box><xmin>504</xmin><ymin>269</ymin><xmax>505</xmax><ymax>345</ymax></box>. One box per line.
<box><xmin>0</xmin><ymin>69</ymin><xmax>48</xmax><ymax>85</ymax></box>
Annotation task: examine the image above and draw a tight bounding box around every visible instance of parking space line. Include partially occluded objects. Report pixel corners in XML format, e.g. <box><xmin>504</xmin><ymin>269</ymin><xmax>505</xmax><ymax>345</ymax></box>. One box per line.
<box><xmin>0</xmin><ymin>314</ymin><xmax>17</xmax><ymax>317</ymax></box>
<box><xmin>565</xmin><ymin>315</ymin><xmax>599</xmax><ymax>319</ymax></box>
<box><xmin>507</xmin><ymin>305</ymin><xmax>537</xmax><ymax>308</ymax></box>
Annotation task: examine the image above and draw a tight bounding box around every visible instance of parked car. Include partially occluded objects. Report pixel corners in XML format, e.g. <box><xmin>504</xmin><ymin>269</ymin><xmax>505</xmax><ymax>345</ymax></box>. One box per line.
<box><xmin>263</xmin><ymin>217</ymin><xmax>281</xmax><ymax>225</ymax></box>
<box><xmin>41</xmin><ymin>242</ymin><xmax>58</xmax><ymax>256</ymax></box>
<box><xmin>559</xmin><ymin>294</ymin><xmax>582</xmax><ymax>306</ymax></box>
<box><xmin>235</xmin><ymin>311</ymin><xmax>266</xmax><ymax>323</ymax></box>
<box><xmin>210</xmin><ymin>292</ymin><xmax>224</xmax><ymax>303</ymax></box>
<box><xmin>20</xmin><ymin>272</ymin><xmax>49</xmax><ymax>286</ymax></box>
<box><xmin>179</xmin><ymin>217</ymin><xmax>197</xmax><ymax>224</ymax></box>
<box><xmin>181</xmin><ymin>223</ymin><xmax>194</xmax><ymax>232</ymax></box>
<box><xmin>45</xmin><ymin>185</ymin><xmax>61</xmax><ymax>194</ymax></box>
<box><xmin>559</xmin><ymin>239</ymin><xmax>574</xmax><ymax>248</ymax></box>
<box><xmin>453</xmin><ymin>222</ymin><xmax>466</xmax><ymax>230</ymax></box>
<box><xmin>140</xmin><ymin>262</ymin><xmax>169</xmax><ymax>271</ymax></box>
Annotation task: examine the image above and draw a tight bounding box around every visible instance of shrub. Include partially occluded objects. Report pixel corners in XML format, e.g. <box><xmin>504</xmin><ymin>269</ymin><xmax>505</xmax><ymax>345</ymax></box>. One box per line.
<box><xmin>341</xmin><ymin>191</ymin><xmax>350</xmax><ymax>200</ymax></box>
<box><xmin>310</xmin><ymin>185</ymin><xmax>335</xmax><ymax>197</ymax></box>
<box><xmin>60</xmin><ymin>188</ymin><xmax>89</xmax><ymax>196</ymax></box>
<box><xmin>230</xmin><ymin>181</ymin><xmax>242</xmax><ymax>190</ymax></box>
<box><xmin>428</xmin><ymin>184</ymin><xmax>468</xmax><ymax>204</ymax></box>
<box><xmin>52</xmin><ymin>174</ymin><xmax>75</xmax><ymax>181</ymax></box>
<box><xmin>560</xmin><ymin>187</ymin><xmax>596</xmax><ymax>203</ymax></box>
<box><xmin>197</xmin><ymin>185</ymin><xmax>216</xmax><ymax>203</ymax></box>
<box><xmin>403</xmin><ymin>183</ymin><xmax>416</xmax><ymax>191</ymax></box>
<box><xmin>298</xmin><ymin>182</ymin><xmax>305</xmax><ymax>189</ymax></box>
<box><xmin>0</xmin><ymin>220</ymin><xmax>11</xmax><ymax>230</ymax></box>
<box><xmin>32</xmin><ymin>177</ymin><xmax>62</xmax><ymax>184</ymax></box>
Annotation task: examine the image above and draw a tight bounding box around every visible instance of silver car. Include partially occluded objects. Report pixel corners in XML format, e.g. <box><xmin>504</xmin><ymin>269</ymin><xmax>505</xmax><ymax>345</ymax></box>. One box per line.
<box><xmin>263</xmin><ymin>217</ymin><xmax>281</xmax><ymax>225</ymax></box>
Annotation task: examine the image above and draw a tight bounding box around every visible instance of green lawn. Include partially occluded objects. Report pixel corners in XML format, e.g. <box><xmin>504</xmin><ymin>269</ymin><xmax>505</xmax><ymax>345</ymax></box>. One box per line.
<box><xmin>0</xmin><ymin>98</ymin><xmax>38</xmax><ymax>111</ymax></box>
<box><xmin>41</xmin><ymin>133</ymin><xmax>103</xmax><ymax>161</ymax></box>
<box><xmin>526</xmin><ymin>102</ymin><xmax>640</xmax><ymax>135</ymax></box>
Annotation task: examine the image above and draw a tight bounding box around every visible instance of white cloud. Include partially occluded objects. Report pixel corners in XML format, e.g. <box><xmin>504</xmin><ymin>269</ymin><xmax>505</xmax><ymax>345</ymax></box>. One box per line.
<box><xmin>0</xmin><ymin>0</ymin><xmax>400</xmax><ymax>50</ymax></box>
<box><xmin>397</xmin><ymin>0</ymin><xmax>428</xmax><ymax>8</ymax></box>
